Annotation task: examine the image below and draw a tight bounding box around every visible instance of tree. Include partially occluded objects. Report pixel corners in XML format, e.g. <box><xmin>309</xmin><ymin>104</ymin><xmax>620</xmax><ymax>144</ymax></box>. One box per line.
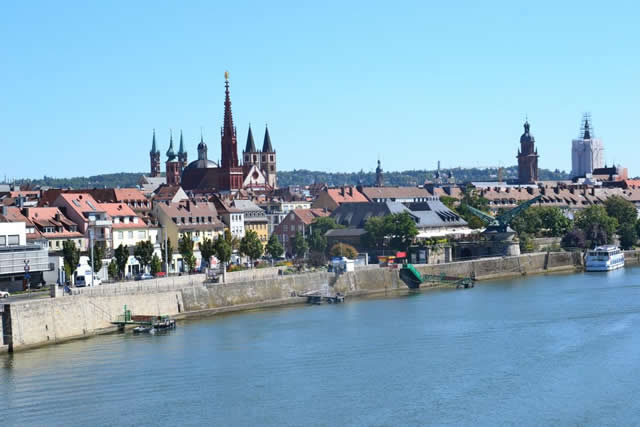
<box><xmin>510</xmin><ymin>206</ymin><xmax>572</xmax><ymax>237</ymax></box>
<box><xmin>214</xmin><ymin>234</ymin><xmax>232</xmax><ymax>265</ymax></box>
<box><xmin>307</xmin><ymin>229</ymin><xmax>327</xmax><ymax>253</ymax></box>
<box><xmin>265</xmin><ymin>233</ymin><xmax>284</xmax><ymax>259</ymax></box>
<box><xmin>161</xmin><ymin>237</ymin><xmax>174</xmax><ymax>271</ymax></box>
<box><xmin>114</xmin><ymin>244</ymin><xmax>129</xmax><ymax>279</ymax></box>
<box><xmin>311</xmin><ymin>217</ymin><xmax>343</xmax><ymax>236</ymax></box>
<box><xmin>88</xmin><ymin>241</ymin><xmax>106</xmax><ymax>273</ymax></box>
<box><xmin>330</xmin><ymin>242</ymin><xmax>358</xmax><ymax>259</ymax></box>
<box><xmin>363</xmin><ymin>216</ymin><xmax>387</xmax><ymax>249</ymax></box>
<box><xmin>292</xmin><ymin>231</ymin><xmax>309</xmax><ymax>259</ymax></box>
<box><xmin>178</xmin><ymin>233</ymin><xmax>196</xmax><ymax>273</ymax></box>
<box><xmin>62</xmin><ymin>240</ymin><xmax>80</xmax><ymax>279</ymax></box>
<box><xmin>239</xmin><ymin>230</ymin><xmax>264</xmax><ymax>265</ymax></box>
<box><xmin>604</xmin><ymin>195</ymin><xmax>637</xmax><ymax>229</ymax></box>
<box><xmin>619</xmin><ymin>223</ymin><xmax>638</xmax><ymax>250</ymax></box>
<box><xmin>384</xmin><ymin>212</ymin><xmax>418</xmax><ymax>251</ymax></box>
<box><xmin>107</xmin><ymin>259</ymin><xmax>119</xmax><ymax>281</ymax></box>
<box><xmin>518</xmin><ymin>232</ymin><xmax>534</xmax><ymax>253</ymax></box>
<box><xmin>199</xmin><ymin>237</ymin><xmax>216</xmax><ymax>268</ymax></box>
<box><xmin>150</xmin><ymin>254</ymin><xmax>162</xmax><ymax>275</ymax></box>
<box><xmin>561</xmin><ymin>229</ymin><xmax>586</xmax><ymax>249</ymax></box>
<box><xmin>574</xmin><ymin>205</ymin><xmax>618</xmax><ymax>246</ymax></box>
<box><xmin>133</xmin><ymin>240</ymin><xmax>154</xmax><ymax>273</ymax></box>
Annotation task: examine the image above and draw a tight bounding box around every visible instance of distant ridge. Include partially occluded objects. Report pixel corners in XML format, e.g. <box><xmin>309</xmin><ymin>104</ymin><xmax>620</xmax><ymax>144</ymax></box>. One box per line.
<box><xmin>9</xmin><ymin>166</ymin><xmax>570</xmax><ymax>189</ymax></box>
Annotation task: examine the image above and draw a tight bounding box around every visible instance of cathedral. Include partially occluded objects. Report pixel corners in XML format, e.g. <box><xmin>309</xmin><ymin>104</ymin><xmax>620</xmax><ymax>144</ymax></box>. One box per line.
<box><xmin>149</xmin><ymin>72</ymin><xmax>277</xmax><ymax>192</ymax></box>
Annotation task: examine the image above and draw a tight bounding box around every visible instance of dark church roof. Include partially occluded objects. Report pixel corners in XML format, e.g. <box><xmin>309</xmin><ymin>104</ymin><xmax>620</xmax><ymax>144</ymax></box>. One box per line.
<box><xmin>262</xmin><ymin>126</ymin><xmax>273</xmax><ymax>152</ymax></box>
<box><xmin>245</xmin><ymin>126</ymin><xmax>256</xmax><ymax>152</ymax></box>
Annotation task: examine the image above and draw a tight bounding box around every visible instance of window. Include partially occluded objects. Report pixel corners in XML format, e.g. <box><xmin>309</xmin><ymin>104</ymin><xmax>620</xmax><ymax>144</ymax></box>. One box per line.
<box><xmin>138</xmin><ymin>231</ymin><xmax>146</xmax><ymax>239</ymax></box>
<box><xmin>270</xmin><ymin>155</ymin><xmax>274</xmax><ymax>162</ymax></box>
<box><xmin>117</xmin><ymin>231</ymin><xmax>123</xmax><ymax>239</ymax></box>
<box><xmin>262</xmin><ymin>155</ymin><xmax>266</xmax><ymax>162</ymax></box>
<box><xmin>128</xmin><ymin>231</ymin><xmax>133</xmax><ymax>239</ymax></box>
<box><xmin>0</xmin><ymin>236</ymin><xmax>5</xmax><ymax>246</ymax></box>
<box><xmin>8</xmin><ymin>235</ymin><xmax>19</xmax><ymax>246</ymax></box>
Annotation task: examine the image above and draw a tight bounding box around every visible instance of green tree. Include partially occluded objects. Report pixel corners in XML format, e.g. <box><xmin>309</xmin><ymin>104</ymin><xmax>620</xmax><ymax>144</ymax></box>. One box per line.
<box><xmin>107</xmin><ymin>259</ymin><xmax>119</xmax><ymax>281</ymax></box>
<box><xmin>604</xmin><ymin>195</ymin><xmax>637</xmax><ymax>229</ymax></box>
<box><xmin>384</xmin><ymin>212</ymin><xmax>419</xmax><ymax>251</ymax></box>
<box><xmin>62</xmin><ymin>240</ymin><xmax>80</xmax><ymax>278</ymax></box>
<box><xmin>310</xmin><ymin>217</ymin><xmax>343</xmax><ymax>236</ymax></box>
<box><xmin>239</xmin><ymin>230</ymin><xmax>264</xmax><ymax>265</ymax></box>
<box><xmin>619</xmin><ymin>223</ymin><xmax>638</xmax><ymax>250</ymax></box>
<box><xmin>329</xmin><ymin>242</ymin><xmax>358</xmax><ymax>258</ymax></box>
<box><xmin>214</xmin><ymin>234</ymin><xmax>232</xmax><ymax>265</ymax></box>
<box><xmin>561</xmin><ymin>229</ymin><xmax>586</xmax><ymax>249</ymax></box>
<box><xmin>178</xmin><ymin>233</ymin><xmax>196</xmax><ymax>273</ymax></box>
<box><xmin>362</xmin><ymin>216</ymin><xmax>386</xmax><ymax>249</ymax></box>
<box><xmin>511</xmin><ymin>206</ymin><xmax>572</xmax><ymax>237</ymax></box>
<box><xmin>199</xmin><ymin>237</ymin><xmax>216</xmax><ymax>268</ymax></box>
<box><xmin>150</xmin><ymin>254</ymin><xmax>162</xmax><ymax>275</ymax></box>
<box><xmin>265</xmin><ymin>233</ymin><xmax>284</xmax><ymax>259</ymax></box>
<box><xmin>133</xmin><ymin>240</ymin><xmax>154</xmax><ymax>272</ymax></box>
<box><xmin>114</xmin><ymin>244</ymin><xmax>129</xmax><ymax>279</ymax></box>
<box><xmin>574</xmin><ymin>205</ymin><xmax>618</xmax><ymax>246</ymax></box>
<box><xmin>307</xmin><ymin>229</ymin><xmax>327</xmax><ymax>253</ymax></box>
<box><xmin>88</xmin><ymin>241</ymin><xmax>106</xmax><ymax>273</ymax></box>
<box><xmin>292</xmin><ymin>231</ymin><xmax>309</xmax><ymax>259</ymax></box>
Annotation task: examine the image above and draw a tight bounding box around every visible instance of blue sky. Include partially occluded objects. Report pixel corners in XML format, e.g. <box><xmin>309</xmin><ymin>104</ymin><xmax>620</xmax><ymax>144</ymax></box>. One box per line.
<box><xmin>2</xmin><ymin>1</ymin><xmax>639</xmax><ymax>180</ymax></box>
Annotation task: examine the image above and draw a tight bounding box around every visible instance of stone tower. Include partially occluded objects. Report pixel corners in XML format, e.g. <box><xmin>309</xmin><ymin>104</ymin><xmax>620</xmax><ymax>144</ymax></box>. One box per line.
<box><xmin>219</xmin><ymin>71</ymin><xmax>244</xmax><ymax>190</ymax></box>
<box><xmin>375</xmin><ymin>160</ymin><xmax>384</xmax><ymax>187</ymax></box>
<box><xmin>165</xmin><ymin>131</ymin><xmax>181</xmax><ymax>185</ymax></box>
<box><xmin>177</xmin><ymin>130</ymin><xmax>188</xmax><ymax>172</ymax></box>
<box><xmin>517</xmin><ymin>120</ymin><xmax>539</xmax><ymax>184</ymax></box>
<box><xmin>149</xmin><ymin>129</ymin><xmax>161</xmax><ymax>177</ymax></box>
<box><xmin>261</xmin><ymin>125</ymin><xmax>277</xmax><ymax>188</ymax></box>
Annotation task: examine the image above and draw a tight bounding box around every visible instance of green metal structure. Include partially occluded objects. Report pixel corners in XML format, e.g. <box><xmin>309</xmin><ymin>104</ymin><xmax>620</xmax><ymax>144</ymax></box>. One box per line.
<box><xmin>400</xmin><ymin>264</ymin><xmax>473</xmax><ymax>289</ymax></box>
<box><xmin>463</xmin><ymin>195</ymin><xmax>543</xmax><ymax>233</ymax></box>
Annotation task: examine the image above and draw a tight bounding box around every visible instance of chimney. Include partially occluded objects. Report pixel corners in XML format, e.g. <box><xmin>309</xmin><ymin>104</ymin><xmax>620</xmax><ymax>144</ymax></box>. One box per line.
<box><xmin>186</xmin><ymin>200</ymin><xmax>191</xmax><ymax>211</ymax></box>
<box><xmin>348</xmin><ymin>187</ymin><xmax>353</xmax><ymax>196</ymax></box>
<box><xmin>570</xmin><ymin>188</ymin><xmax>575</xmax><ymax>194</ymax></box>
<box><xmin>340</xmin><ymin>187</ymin><xmax>345</xmax><ymax>197</ymax></box>
<box><xmin>55</xmin><ymin>212</ymin><xmax>61</xmax><ymax>221</ymax></box>
<box><xmin>527</xmin><ymin>187</ymin><xmax>533</xmax><ymax>195</ymax></box>
<box><xmin>554</xmin><ymin>186</ymin><xmax>559</xmax><ymax>194</ymax></box>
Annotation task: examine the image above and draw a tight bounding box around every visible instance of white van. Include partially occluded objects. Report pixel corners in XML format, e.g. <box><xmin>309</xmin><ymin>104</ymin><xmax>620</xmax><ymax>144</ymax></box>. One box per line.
<box><xmin>75</xmin><ymin>274</ymin><xmax>102</xmax><ymax>287</ymax></box>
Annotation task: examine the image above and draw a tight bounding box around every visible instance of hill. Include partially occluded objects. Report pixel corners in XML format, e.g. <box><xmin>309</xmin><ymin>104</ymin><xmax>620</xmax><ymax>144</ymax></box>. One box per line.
<box><xmin>11</xmin><ymin>167</ymin><xmax>570</xmax><ymax>189</ymax></box>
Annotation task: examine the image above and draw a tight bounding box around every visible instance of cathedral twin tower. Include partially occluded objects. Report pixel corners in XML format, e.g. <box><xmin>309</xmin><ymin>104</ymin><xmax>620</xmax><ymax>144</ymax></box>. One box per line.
<box><xmin>149</xmin><ymin>73</ymin><xmax>277</xmax><ymax>191</ymax></box>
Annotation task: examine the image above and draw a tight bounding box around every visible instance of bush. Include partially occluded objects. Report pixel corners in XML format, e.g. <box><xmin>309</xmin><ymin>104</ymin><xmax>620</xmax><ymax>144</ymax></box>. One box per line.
<box><xmin>308</xmin><ymin>251</ymin><xmax>327</xmax><ymax>267</ymax></box>
<box><xmin>329</xmin><ymin>243</ymin><xmax>358</xmax><ymax>259</ymax></box>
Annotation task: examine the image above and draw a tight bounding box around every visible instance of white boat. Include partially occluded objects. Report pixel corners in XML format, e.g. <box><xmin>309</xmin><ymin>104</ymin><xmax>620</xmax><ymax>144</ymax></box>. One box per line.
<box><xmin>585</xmin><ymin>245</ymin><xmax>625</xmax><ymax>272</ymax></box>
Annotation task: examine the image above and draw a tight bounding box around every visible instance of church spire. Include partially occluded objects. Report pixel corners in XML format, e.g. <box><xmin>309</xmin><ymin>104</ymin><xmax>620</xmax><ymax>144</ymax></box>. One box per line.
<box><xmin>583</xmin><ymin>115</ymin><xmax>592</xmax><ymax>139</ymax></box>
<box><xmin>220</xmin><ymin>71</ymin><xmax>239</xmax><ymax>168</ymax></box>
<box><xmin>178</xmin><ymin>130</ymin><xmax>185</xmax><ymax>155</ymax></box>
<box><xmin>262</xmin><ymin>125</ymin><xmax>274</xmax><ymax>152</ymax></box>
<box><xmin>166</xmin><ymin>130</ymin><xmax>176</xmax><ymax>161</ymax></box>
<box><xmin>245</xmin><ymin>124</ymin><xmax>256</xmax><ymax>152</ymax></box>
<box><xmin>150</xmin><ymin>129</ymin><xmax>158</xmax><ymax>154</ymax></box>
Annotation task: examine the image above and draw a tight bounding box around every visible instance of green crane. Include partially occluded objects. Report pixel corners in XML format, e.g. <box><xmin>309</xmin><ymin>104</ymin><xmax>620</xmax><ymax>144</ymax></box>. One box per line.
<box><xmin>463</xmin><ymin>195</ymin><xmax>543</xmax><ymax>234</ymax></box>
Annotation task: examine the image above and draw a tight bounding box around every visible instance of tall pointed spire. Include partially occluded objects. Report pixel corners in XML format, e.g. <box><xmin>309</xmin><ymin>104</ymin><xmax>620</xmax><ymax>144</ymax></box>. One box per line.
<box><xmin>262</xmin><ymin>125</ymin><xmax>274</xmax><ymax>152</ymax></box>
<box><xmin>166</xmin><ymin>130</ymin><xmax>176</xmax><ymax>160</ymax></box>
<box><xmin>245</xmin><ymin>124</ymin><xmax>256</xmax><ymax>152</ymax></box>
<box><xmin>220</xmin><ymin>71</ymin><xmax>239</xmax><ymax>168</ymax></box>
<box><xmin>178</xmin><ymin>130</ymin><xmax>185</xmax><ymax>155</ymax></box>
<box><xmin>150</xmin><ymin>129</ymin><xmax>158</xmax><ymax>154</ymax></box>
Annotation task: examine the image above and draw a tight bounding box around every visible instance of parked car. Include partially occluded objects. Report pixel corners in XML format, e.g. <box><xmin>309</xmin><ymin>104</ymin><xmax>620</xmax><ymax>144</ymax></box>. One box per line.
<box><xmin>135</xmin><ymin>273</ymin><xmax>154</xmax><ymax>281</ymax></box>
<box><xmin>0</xmin><ymin>291</ymin><xmax>10</xmax><ymax>298</ymax></box>
<box><xmin>154</xmin><ymin>272</ymin><xmax>166</xmax><ymax>278</ymax></box>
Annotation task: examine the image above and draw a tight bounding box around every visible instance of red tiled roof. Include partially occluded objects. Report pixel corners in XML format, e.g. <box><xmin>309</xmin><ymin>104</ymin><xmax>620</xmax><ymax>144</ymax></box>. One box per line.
<box><xmin>114</xmin><ymin>188</ymin><xmax>148</xmax><ymax>202</ymax></box>
<box><xmin>99</xmin><ymin>203</ymin><xmax>147</xmax><ymax>229</ymax></box>
<box><xmin>325</xmin><ymin>186</ymin><xmax>368</xmax><ymax>204</ymax></box>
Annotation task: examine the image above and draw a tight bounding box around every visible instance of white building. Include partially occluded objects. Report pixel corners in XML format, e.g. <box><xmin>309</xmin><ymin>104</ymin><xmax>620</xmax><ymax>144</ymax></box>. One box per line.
<box><xmin>571</xmin><ymin>116</ymin><xmax>604</xmax><ymax>178</ymax></box>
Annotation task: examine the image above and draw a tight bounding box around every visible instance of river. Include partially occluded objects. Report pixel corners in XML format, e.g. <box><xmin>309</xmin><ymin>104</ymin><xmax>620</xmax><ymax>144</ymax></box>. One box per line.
<box><xmin>3</xmin><ymin>267</ymin><xmax>640</xmax><ymax>426</ymax></box>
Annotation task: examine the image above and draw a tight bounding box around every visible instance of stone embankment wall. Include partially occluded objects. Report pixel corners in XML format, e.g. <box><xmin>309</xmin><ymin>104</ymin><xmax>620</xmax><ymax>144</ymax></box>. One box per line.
<box><xmin>4</xmin><ymin>250</ymin><xmax>640</xmax><ymax>353</ymax></box>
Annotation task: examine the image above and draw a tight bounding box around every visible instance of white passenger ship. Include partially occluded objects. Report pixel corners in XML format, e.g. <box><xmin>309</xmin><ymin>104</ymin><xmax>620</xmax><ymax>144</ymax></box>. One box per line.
<box><xmin>585</xmin><ymin>245</ymin><xmax>625</xmax><ymax>272</ymax></box>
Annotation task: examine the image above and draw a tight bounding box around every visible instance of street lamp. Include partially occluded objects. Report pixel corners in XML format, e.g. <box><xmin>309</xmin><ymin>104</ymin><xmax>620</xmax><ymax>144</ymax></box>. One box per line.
<box><xmin>89</xmin><ymin>219</ymin><xmax>95</xmax><ymax>287</ymax></box>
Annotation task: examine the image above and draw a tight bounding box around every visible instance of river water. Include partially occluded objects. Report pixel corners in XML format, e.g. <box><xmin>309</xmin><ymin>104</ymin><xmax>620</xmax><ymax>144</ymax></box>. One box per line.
<box><xmin>3</xmin><ymin>267</ymin><xmax>640</xmax><ymax>426</ymax></box>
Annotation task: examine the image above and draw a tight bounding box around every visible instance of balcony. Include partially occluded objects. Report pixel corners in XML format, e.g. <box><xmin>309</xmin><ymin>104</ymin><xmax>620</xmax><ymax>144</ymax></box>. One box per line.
<box><xmin>0</xmin><ymin>245</ymin><xmax>50</xmax><ymax>276</ymax></box>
